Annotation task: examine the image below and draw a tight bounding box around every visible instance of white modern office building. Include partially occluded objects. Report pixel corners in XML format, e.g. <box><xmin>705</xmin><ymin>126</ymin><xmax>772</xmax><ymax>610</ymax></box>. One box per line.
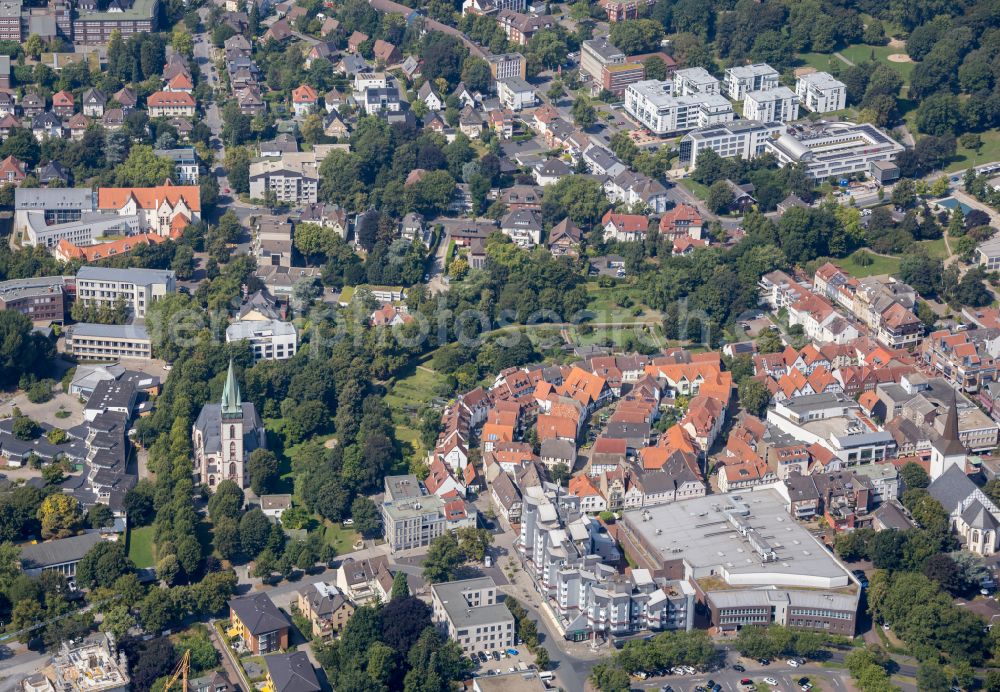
<box><xmin>625</xmin><ymin>80</ymin><xmax>734</xmax><ymax>136</ymax></box>
<box><xmin>743</xmin><ymin>86</ymin><xmax>800</xmax><ymax>123</ymax></box>
<box><xmin>723</xmin><ymin>63</ymin><xmax>779</xmax><ymax>101</ymax></box>
<box><xmin>764</xmin><ymin>122</ymin><xmax>905</xmax><ymax>179</ymax></box>
<box><xmin>679</xmin><ymin>120</ymin><xmax>786</xmax><ymax>167</ymax></box>
<box><xmin>796</xmin><ymin>72</ymin><xmax>847</xmax><ymax>113</ymax></box>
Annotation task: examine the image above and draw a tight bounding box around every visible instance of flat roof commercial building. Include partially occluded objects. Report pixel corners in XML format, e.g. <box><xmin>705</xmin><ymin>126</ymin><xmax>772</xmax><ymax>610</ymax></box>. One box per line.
<box><xmin>431</xmin><ymin>576</ymin><xmax>515</xmax><ymax>654</ymax></box>
<box><xmin>581</xmin><ymin>37</ymin><xmax>624</xmax><ymax>83</ymax></box>
<box><xmin>764</xmin><ymin>122</ymin><xmax>904</xmax><ymax>180</ymax></box>
<box><xmin>226</xmin><ymin>319</ymin><xmax>297</xmax><ymax>362</ymax></box>
<box><xmin>679</xmin><ymin>120</ymin><xmax>786</xmax><ymax>167</ymax></box>
<box><xmin>617</xmin><ymin>488</ymin><xmax>860</xmax><ymax>634</ymax></box>
<box><xmin>0</xmin><ymin>275</ymin><xmax>66</xmax><ymax>324</ymax></box>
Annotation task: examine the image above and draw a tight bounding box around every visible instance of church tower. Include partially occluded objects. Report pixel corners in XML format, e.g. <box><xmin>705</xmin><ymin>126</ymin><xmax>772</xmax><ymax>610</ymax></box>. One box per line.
<box><xmin>221</xmin><ymin>360</ymin><xmax>246</xmax><ymax>487</ymax></box>
<box><xmin>930</xmin><ymin>391</ymin><xmax>967</xmax><ymax>481</ymax></box>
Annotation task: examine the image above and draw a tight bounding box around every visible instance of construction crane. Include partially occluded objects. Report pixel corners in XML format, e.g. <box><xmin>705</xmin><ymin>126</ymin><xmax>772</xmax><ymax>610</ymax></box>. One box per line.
<box><xmin>163</xmin><ymin>650</ymin><xmax>190</xmax><ymax>692</ymax></box>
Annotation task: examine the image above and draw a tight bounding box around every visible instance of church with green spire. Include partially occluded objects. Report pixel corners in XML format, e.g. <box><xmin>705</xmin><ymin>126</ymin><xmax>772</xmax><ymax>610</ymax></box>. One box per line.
<box><xmin>192</xmin><ymin>360</ymin><xmax>266</xmax><ymax>490</ymax></box>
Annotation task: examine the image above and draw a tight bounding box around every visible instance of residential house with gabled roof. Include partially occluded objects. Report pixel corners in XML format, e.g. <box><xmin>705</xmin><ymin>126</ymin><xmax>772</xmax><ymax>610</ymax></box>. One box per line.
<box><xmin>166</xmin><ymin>72</ymin><xmax>194</xmax><ymax>93</ymax></box>
<box><xmin>263</xmin><ymin>18</ymin><xmax>293</xmax><ymax>42</ymax></box>
<box><xmin>31</xmin><ymin>112</ymin><xmax>62</xmax><ymax>141</ymax></box>
<box><xmin>548</xmin><ymin>217</ymin><xmax>581</xmax><ymax>257</ymax></box>
<box><xmin>0</xmin><ymin>155</ymin><xmax>25</xmax><ymax>185</ymax></box>
<box><xmin>52</xmin><ymin>90</ymin><xmax>74</xmax><ymax>117</ymax></box>
<box><xmin>659</xmin><ymin>203</ymin><xmax>703</xmax><ymax>240</ymax></box>
<box><xmin>417</xmin><ymin>81</ymin><xmax>443</xmax><ymax>111</ymax></box>
<box><xmin>347</xmin><ymin>30</ymin><xmax>369</xmax><ymax>52</ymax></box>
<box><xmin>291</xmin><ymin>85</ymin><xmax>318</xmax><ymax>117</ymax></box>
<box><xmin>602</xmin><ymin>210</ymin><xmax>648</xmax><ymax>243</ymax></box>
<box><xmin>373</xmin><ymin>39</ymin><xmax>401</xmax><ymax>65</ymax></box>
<box><xmin>296</xmin><ymin>582</ymin><xmax>354</xmax><ymax>639</ymax></box>
<box><xmin>112</xmin><ymin>86</ymin><xmax>137</xmax><ymax>112</ymax></box>
<box><xmin>147</xmin><ymin>91</ymin><xmax>196</xmax><ymax>117</ymax></box>
<box><xmin>81</xmin><ymin>88</ymin><xmax>106</xmax><ymax>117</ymax></box>
<box><xmin>336</xmin><ymin>554</ymin><xmax>394</xmax><ymax>602</ymax></box>
<box><xmin>228</xmin><ymin>593</ymin><xmax>291</xmax><ymax>654</ymax></box>
<box><xmin>21</xmin><ymin>92</ymin><xmax>45</xmax><ymax>117</ymax></box>
<box><xmin>569</xmin><ymin>473</ymin><xmax>607</xmax><ymax>513</ymax></box>
<box><xmin>65</xmin><ymin>113</ymin><xmax>89</xmax><ymax>140</ymax></box>
<box><xmin>489</xmin><ymin>468</ymin><xmax>523</xmax><ymax>524</ymax></box>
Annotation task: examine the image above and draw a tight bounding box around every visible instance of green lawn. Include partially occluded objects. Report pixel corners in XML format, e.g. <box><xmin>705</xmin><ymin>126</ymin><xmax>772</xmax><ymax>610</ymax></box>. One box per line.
<box><xmin>127</xmin><ymin>525</ymin><xmax>156</xmax><ymax>568</ymax></box>
<box><xmin>585</xmin><ymin>284</ymin><xmax>659</xmax><ymax>323</ymax></box>
<box><xmin>384</xmin><ymin>365</ymin><xmax>451</xmax><ymax>470</ymax></box>
<box><xmin>678</xmin><ymin>178</ymin><xmax>709</xmax><ymax>201</ymax></box>
<box><xmin>822</xmin><ymin>249</ymin><xmax>901</xmax><ymax>278</ymax></box>
<box><xmin>917</xmin><ymin>237</ymin><xmax>949</xmax><ymax>259</ymax></box>
<box><xmin>946</xmin><ymin>129</ymin><xmax>1000</xmax><ymax>172</ymax></box>
<box><xmin>839</xmin><ymin>43</ymin><xmax>914</xmax><ymax>83</ymax></box>
<box><xmin>796</xmin><ymin>52</ymin><xmax>846</xmax><ymax>73</ymax></box>
<box><xmin>322</xmin><ymin>521</ymin><xmax>361</xmax><ymax>555</ymax></box>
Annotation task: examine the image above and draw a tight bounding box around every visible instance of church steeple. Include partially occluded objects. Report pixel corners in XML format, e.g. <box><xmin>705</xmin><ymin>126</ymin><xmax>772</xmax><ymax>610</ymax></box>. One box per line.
<box><xmin>221</xmin><ymin>360</ymin><xmax>243</xmax><ymax>419</ymax></box>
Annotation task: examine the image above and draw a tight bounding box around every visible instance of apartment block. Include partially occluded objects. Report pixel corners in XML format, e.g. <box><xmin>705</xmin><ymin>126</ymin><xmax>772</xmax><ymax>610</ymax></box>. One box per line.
<box><xmin>723</xmin><ymin>63</ymin><xmax>779</xmax><ymax>100</ymax></box>
<box><xmin>74</xmin><ymin>0</ymin><xmax>157</xmax><ymax>42</ymax></box>
<box><xmin>796</xmin><ymin>72</ymin><xmax>847</xmax><ymax>113</ymax></box>
<box><xmin>75</xmin><ymin>266</ymin><xmax>175</xmax><ymax>319</ymax></box>
<box><xmin>486</xmin><ymin>52</ymin><xmax>526</xmax><ymax>80</ymax></box>
<box><xmin>743</xmin><ymin>86</ymin><xmax>799</xmax><ymax>123</ymax></box>
<box><xmin>153</xmin><ymin>147</ymin><xmax>199</xmax><ymax>184</ymax></box>
<box><xmin>381</xmin><ymin>475</ymin><xmax>476</xmax><ymax>552</ymax></box>
<box><xmin>625</xmin><ymin>80</ymin><xmax>733</xmax><ymax>135</ymax></box>
<box><xmin>672</xmin><ymin>67</ymin><xmax>719</xmax><ymax>96</ymax></box>
<box><xmin>249</xmin><ymin>153</ymin><xmax>320</xmax><ymax>204</ymax></box>
<box><xmin>226</xmin><ymin>319</ymin><xmax>297</xmax><ymax>361</ymax></box>
<box><xmin>66</xmin><ymin>323</ymin><xmax>152</xmax><ymax>361</ymax></box>
<box><xmin>431</xmin><ymin>577</ymin><xmax>515</xmax><ymax>655</ymax></box>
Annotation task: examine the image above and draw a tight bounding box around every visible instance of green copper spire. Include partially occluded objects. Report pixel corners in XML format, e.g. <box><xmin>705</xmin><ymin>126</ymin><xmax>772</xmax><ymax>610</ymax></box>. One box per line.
<box><xmin>221</xmin><ymin>359</ymin><xmax>243</xmax><ymax>418</ymax></box>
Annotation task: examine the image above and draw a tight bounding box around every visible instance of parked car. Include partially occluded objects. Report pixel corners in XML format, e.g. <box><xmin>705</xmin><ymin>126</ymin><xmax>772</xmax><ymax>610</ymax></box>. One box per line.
<box><xmin>764</xmin><ymin>678</ymin><xmax>778</xmax><ymax>686</ymax></box>
<box><xmin>733</xmin><ymin>665</ymin><xmax>747</xmax><ymax>672</ymax></box>
<box><xmin>787</xmin><ymin>659</ymin><xmax>800</xmax><ymax>668</ymax></box>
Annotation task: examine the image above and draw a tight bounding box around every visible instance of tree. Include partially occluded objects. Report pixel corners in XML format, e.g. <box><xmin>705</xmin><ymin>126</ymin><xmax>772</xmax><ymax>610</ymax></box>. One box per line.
<box><xmin>643</xmin><ymin>56</ymin><xmax>667</xmax><ymax>81</ymax></box>
<box><xmin>916</xmin><ymin>94</ymin><xmax>964</xmax><ymax>136</ymax></box>
<box><xmin>423</xmin><ymin>531</ymin><xmax>465</xmax><ymax>582</ymax></box>
<box><xmin>37</xmin><ymin>494</ymin><xmax>82</xmax><ymax>539</ymax></box>
<box><xmin>213</xmin><ymin>515</ymin><xmax>241</xmax><ymax>562</ymax></box>
<box><xmin>239</xmin><ymin>508</ymin><xmax>271</xmax><ymax>558</ymax></box>
<box><xmin>350</xmin><ymin>496</ymin><xmax>382</xmax><ymax>539</ymax></box>
<box><xmin>917</xmin><ymin>662</ymin><xmax>951</xmax><ymax>692</ymax></box>
<box><xmin>899</xmin><ymin>461</ymin><xmax>929</xmax><ymax>490</ymax></box>
<box><xmin>100</xmin><ymin>603</ymin><xmax>136</xmax><ymax>641</ymax></box>
<box><xmin>156</xmin><ymin>554</ymin><xmax>181</xmax><ymax>585</ymax></box>
<box><xmin>738</xmin><ymin>378</ymin><xmax>771</xmax><ymax>417</ymax></box>
<box><xmin>390</xmin><ymin>570</ymin><xmax>410</xmax><ymax>599</ymax></box>
<box><xmin>114</xmin><ymin>145</ymin><xmax>176</xmax><ymax>187</ymax></box>
<box><xmin>707</xmin><ymin>180</ymin><xmax>733</xmax><ymax>214</ymax></box>
<box><xmin>571</xmin><ymin>97</ymin><xmax>597</xmax><ymax>129</ymax></box>
<box><xmin>247</xmin><ymin>449</ymin><xmax>279</xmax><ymax>496</ymax></box>
<box><xmin>756</xmin><ymin>329</ymin><xmax>783</xmax><ymax>354</ymax></box>
<box><xmin>24</xmin><ymin>34</ymin><xmax>44</xmax><ymax>59</ymax></box>
<box><xmin>609</xmin><ymin>19</ymin><xmax>664</xmax><ymax>54</ymax></box>
<box><xmin>0</xmin><ymin>311</ymin><xmax>53</xmax><ymax>387</ymax></box>
<box><xmin>456</xmin><ymin>526</ymin><xmax>493</xmax><ymax>562</ymax></box>
<box><xmin>379</xmin><ymin>596</ymin><xmax>432</xmax><ymax>652</ymax></box>
<box><xmin>591</xmin><ymin>663</ymin><xmax>631</xmax><ymax>692</ymax></box>
<box><xmin>76</xmin><ymin>541</ymin><xmax>133</xmax><ymax>589</ymax></box>
<box><xmin>207</xmin><ymin>480</ymin><xmax>244</xmax><ymax>520</ymax></box>
<box><xmin>891</xmin><ymin>179</ymin><xmax>917</xmax><ymax>209</ymax></box>
<box><xmin>461</xmin><ymin>57</ymin><xmax>492</xmax><ymax>94</ymax></box>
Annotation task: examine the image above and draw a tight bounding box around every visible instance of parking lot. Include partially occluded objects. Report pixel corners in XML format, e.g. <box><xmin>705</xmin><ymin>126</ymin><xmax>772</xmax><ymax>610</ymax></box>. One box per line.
<box><xmin>637</xmin><ymin>661</ymin><xmax>851</xmax><ymax>692</ymax></box>
<box><xmin>468</xmin><ymin>646</ymin><xmax>538</xmax><ymax>678</ymax></box>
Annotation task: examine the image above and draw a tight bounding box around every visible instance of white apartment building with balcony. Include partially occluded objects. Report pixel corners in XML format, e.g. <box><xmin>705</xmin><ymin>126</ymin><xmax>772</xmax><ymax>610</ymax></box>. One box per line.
<box><xmin>723</xmin><ymin>63</ymin><xmax>779</xmax><ymax>100</ymax></box>
<box><xmin>743</xmin><ymin>86</ymin><xmax>800</xmax><ymax>123</ymax></box>
<box><xmin>625</xmin><ymin>80</ymin><xmax>733</xmax><ymax>135</ymax></box>
<box><xmin>796</xmin><ymin>72</ymin><xmax>847</xmax><ymax>113</ymax></box>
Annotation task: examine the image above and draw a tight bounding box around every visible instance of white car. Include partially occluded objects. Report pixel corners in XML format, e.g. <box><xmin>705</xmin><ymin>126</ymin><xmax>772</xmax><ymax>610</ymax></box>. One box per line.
<box><xmin>786</xmin><ymin>659</ymin><xmax>799</xmax><ymax>668</ymax></box>
<box><xmin>764</xmin><ymin>678</ymin><xmax>778</xmax><ymax>686</ymax></box>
